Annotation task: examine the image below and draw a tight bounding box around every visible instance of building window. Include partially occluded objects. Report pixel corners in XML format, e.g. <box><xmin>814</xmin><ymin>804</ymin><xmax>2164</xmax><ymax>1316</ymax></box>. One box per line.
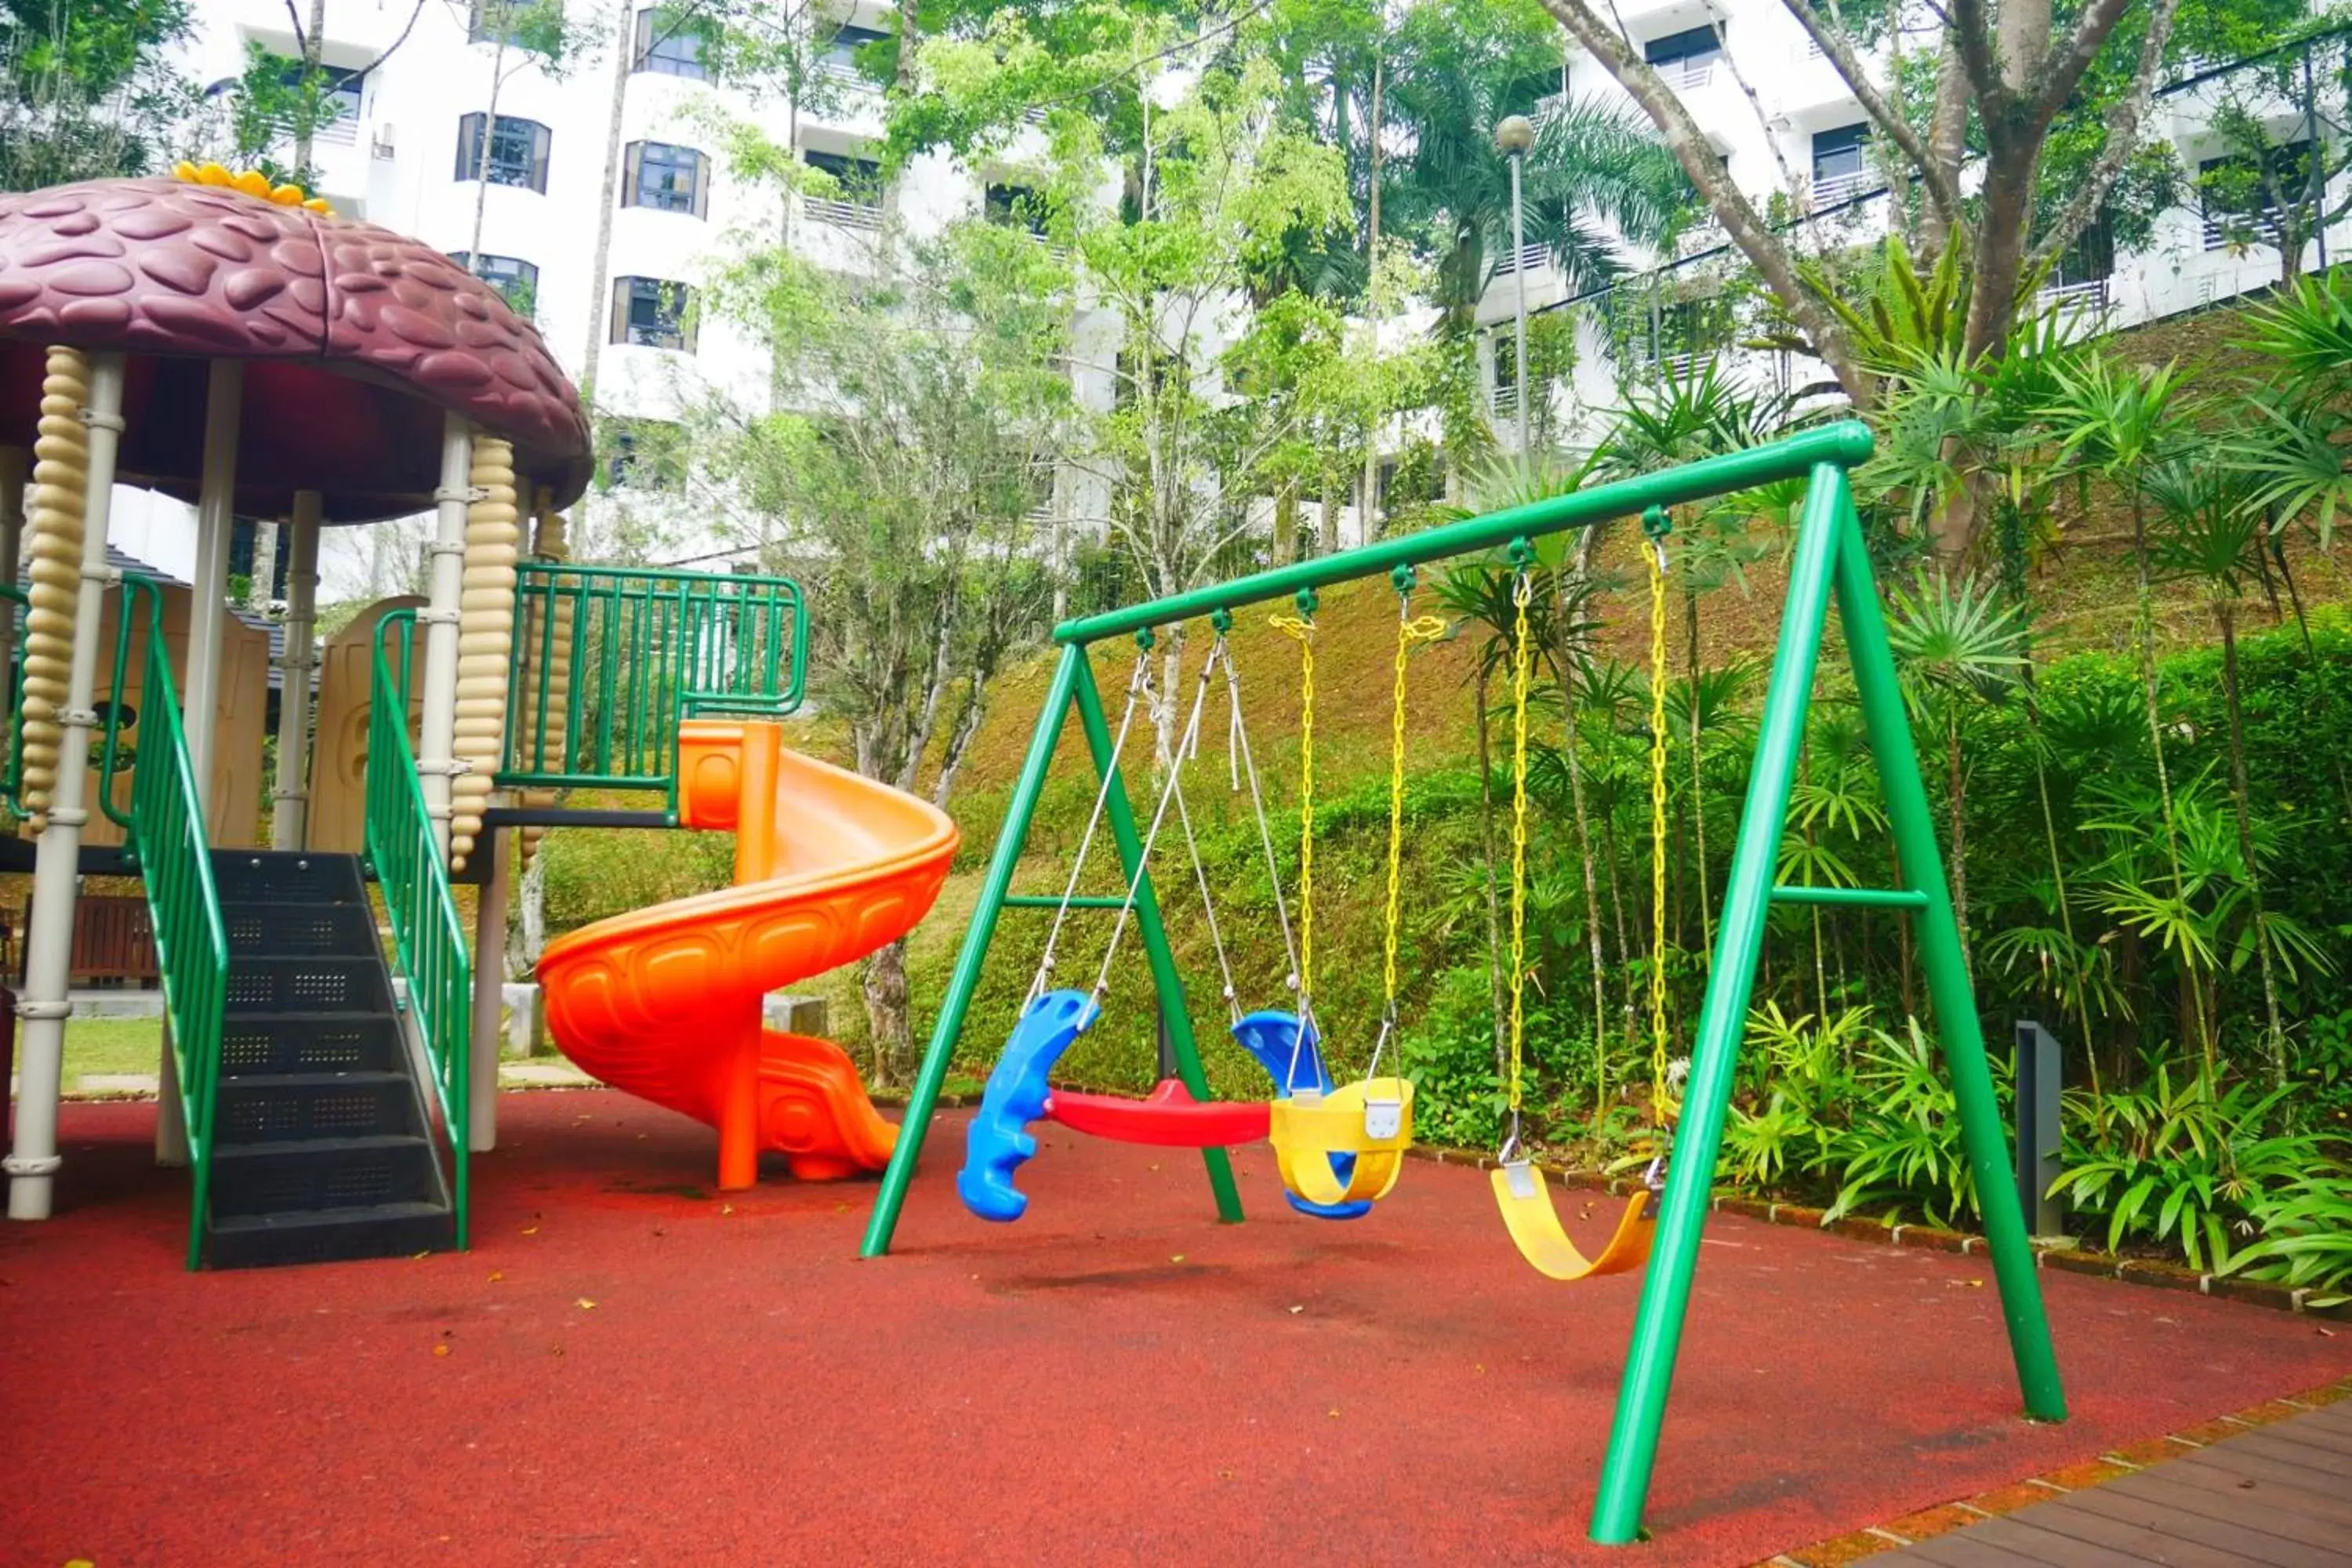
<box><xmin>1643</xmin><ymin>24</ymin><xmax>1722</xmax><ymax>89</ymax></box>
<box><xmin>622</xmin><ymin>141</ymin><xmax>708</xmax><ymax>216</ymax></box>
<box><xmin>2200</xmin><ymin>143</ymin><xmax>2309</xmax><ymax>251</ymax></box>
<box><xmin>455</xmin><ymin>112</ymin><xmax>551</xmax><ymax>192</ymax></box>
<box><xmin>602</xmin><ymin>418</ymin><xmax>688</xmax><ymax>490</ymax></box>
<box><xmin>610</xmin><ymin>276</ymin><xmax>695</xmax><ymax>350</ymax></box>
<box><xmin>467</xmin><ymin>0</ymin><xmax>537</xmax><ymax>46</ymax></box>
<box><xmin>2042</xmin><ymin>217</ymin><xmax>2114</xmax><ymax>308</ymax></box>
<box><xmin>281</xmin><ymin>59</ymin><xmax>365</xmax><ymax>117</ymax></box>
<box><xmin>633</xmin><ymin>7</ymin><xmax>710</xmax><ymax>79</ymax></box>
<box><xmin>818</xmin><ymin>23</ymin><xmax>888</xmax><ymax>84</ymax></box>
<box><xmin>802</xmin><ymin>147</ymin><xmax>883</xmax><ymax>227</ymax></box>
<box><xmin>985</xmin><ymin>182</ymin><xmax>1047</xmax><ymax>238</ymax></box>
<box><xmin>1810</xmin><ymin>123</ymin><xmax>1868</xmax><ymax>205</ymax></box>
<box><xmin>448</xmin><ymin>252</ymin><xmax>540</xmax><ymax>315</ymax></box>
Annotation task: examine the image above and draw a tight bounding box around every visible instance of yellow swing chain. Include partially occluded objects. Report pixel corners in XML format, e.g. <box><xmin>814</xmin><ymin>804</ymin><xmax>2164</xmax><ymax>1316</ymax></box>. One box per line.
<box><xmin>1504</xmin><ymin>543</ymin><xmax>1536</xmax><ymax>1149</ymax></box>
<box><xmin>1269</xmin><ymin>593</ymin><xmax>1319</xmax><ymax>1022</ymax></box>
<box><xmin>1383</xmin><ymin>568</ymin><xmax>1449</xmax><ymax>1019</ymax></box>
<box><xmin>1642</xmin><ymin>507</ymin><xmax>1677</xmax><ymax>1145</ymax></box>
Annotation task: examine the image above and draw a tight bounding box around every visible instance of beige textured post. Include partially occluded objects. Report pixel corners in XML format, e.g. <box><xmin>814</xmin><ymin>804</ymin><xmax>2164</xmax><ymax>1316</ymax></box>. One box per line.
<box><xmin>8</xmin><ymin>349</ymin><xmax>125</xmax><ymax>1221</ymax></box>
<box><xmin>271</xmin><ymin>491</ymin><xmax>322</xmax><ymax>850</ymax></box>
<box><xmin>449</xmin><ymin>437</ymin><xmax>518</xmax><ymax>871</ymax></box>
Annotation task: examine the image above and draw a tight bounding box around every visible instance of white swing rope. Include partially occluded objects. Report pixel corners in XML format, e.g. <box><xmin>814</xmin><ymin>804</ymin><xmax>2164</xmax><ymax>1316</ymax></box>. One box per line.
<box><xmin>1026</xmin><ymin>650</ymin><xmax>1154</xmax><ymax>1009</ymax></box>
<box><xmin>1092</xmin><ymin>634</ymin><xmax>1226</xmax><ymax>1000</ymax></box>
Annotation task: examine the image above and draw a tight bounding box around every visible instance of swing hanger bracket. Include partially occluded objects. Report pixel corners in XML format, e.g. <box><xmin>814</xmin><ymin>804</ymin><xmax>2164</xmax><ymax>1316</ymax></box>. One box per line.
<box><xmin>1641</xmin><ymin>505</ymin><xmax>1673</xmax><ymax>574</ymax></box>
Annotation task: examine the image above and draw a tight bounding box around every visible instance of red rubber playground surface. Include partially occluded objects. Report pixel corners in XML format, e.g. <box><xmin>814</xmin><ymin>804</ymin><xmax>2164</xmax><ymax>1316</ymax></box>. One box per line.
<box><xmin>6</xmin><ymin>1091</ymin><xmax>2348</xmax><ymax>1567</ymax></box>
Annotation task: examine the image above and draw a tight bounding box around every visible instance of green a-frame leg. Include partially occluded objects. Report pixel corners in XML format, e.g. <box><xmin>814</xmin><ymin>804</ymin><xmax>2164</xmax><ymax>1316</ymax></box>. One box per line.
<box><xmin>860</xmin><ymin>637</ymin><xmax>1243</xmax><ymax>1255</ymax></box>
<box><xmin>859</xmin><ymin>425</ymin><xmax>2063</xmax><ymax>1549</ymax></box>
<box><xmin>1587</xmin><ymin>463</ymin><xmax>2065</xmax><ymax>1541</ymax></box>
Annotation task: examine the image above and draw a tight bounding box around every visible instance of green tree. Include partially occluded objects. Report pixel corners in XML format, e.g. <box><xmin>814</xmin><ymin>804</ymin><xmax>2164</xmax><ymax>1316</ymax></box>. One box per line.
<box><xmin>695</xmin><ymin>199</ymin><xmax>1076</xmax><ymax>1078</ymax></box>
<box><xmin>0</xmin><ymin>0</ymin><xmax>198</xmax><ymax>191</ymax></box>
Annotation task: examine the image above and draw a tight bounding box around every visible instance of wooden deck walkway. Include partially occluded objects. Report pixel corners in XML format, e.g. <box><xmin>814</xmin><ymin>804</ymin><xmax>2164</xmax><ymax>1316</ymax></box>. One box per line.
<box><xmin>1879</xmin><ymin>1399</ymin><xmax>2352</xmax><ymax>1566</ymax></box>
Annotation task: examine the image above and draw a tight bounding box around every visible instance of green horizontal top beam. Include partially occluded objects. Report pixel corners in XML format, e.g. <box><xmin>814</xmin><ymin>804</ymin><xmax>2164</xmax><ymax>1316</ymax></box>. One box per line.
<box><xmin>1769</xmin><ymin>884</ymin><xmax>1929</xmax><ymax>910</ymax></box>
<box><xmin>1002</xmin><ymin>893</ymin><xmax>1134</xmax><ymax>909</ymax></box>
<box><xmin>1051</xmin><ymin>421</ymin><xmax>1874</xmax><ymax>646</ymax></box>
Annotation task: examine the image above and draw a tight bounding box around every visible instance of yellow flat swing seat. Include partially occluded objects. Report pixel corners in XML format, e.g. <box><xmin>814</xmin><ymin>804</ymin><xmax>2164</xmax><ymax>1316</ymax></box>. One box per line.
<box><xmin>1268</xmin><ymin>1077</ymin><xmax>1415</xmax><ymax>1207</ymax></box>
<box><xmin>1489</xmin><ymin>1163</ymin><xmax>1655</xmax><ymax>1281</ymax></box>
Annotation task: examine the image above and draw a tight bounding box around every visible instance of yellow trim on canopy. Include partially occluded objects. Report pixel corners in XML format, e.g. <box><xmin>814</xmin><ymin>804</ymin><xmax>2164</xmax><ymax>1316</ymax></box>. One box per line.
<box><xmin>173</xmin><ymin>160</ymin><xmax>333</xmax><ymax>214</ymax></box>
<box><xmin>1489</xmin><ymin>1163</ymin><xmax>1653</xmax><ymax>1281</ymax></box>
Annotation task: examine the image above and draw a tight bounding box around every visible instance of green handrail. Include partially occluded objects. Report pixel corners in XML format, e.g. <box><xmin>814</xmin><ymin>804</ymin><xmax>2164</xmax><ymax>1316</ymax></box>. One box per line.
<box><xmin>0</xmin><ymin>581</ymin><xmax>24</xmax><ymax>809</ymax></box>
<box><xmin>104</xmin><ymin>576</ymin><xmax>230</xmax><ymax>1270</ymax></box>
<box><xmin>368</xmin><ymin>607</ymin><xmax>472</xmax><ymax>1247</ymax></box>
<box><xmin>499</xmin><ymin>562</ymin><xmax>806</xmax><ymax>814</ymax></box>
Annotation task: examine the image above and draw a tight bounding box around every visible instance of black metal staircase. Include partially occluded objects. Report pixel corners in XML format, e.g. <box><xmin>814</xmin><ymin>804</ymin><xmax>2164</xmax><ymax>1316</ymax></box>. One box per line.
<box><xmin>202</xmin><ymin>850</ymin><xmax>456</xmax><ymax>1269</ymax></box>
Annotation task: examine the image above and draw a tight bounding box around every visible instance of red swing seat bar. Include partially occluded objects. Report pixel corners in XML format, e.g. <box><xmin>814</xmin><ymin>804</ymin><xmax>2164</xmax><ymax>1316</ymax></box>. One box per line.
<box><xmin>1044</xmin><ymin>1079</ymin><xmax>1272</xmax><ymax>1147</ymax></box>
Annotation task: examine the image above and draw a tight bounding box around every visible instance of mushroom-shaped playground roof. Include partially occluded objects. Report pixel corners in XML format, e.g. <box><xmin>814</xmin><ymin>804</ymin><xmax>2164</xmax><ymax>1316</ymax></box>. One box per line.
<box><xmin>0</xmin><ymin>175</ymin><xmax>591</xmax><ymax>523</ymax></box>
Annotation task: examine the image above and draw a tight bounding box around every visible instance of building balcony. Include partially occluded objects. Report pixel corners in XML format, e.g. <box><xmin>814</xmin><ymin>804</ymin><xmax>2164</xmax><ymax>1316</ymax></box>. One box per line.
<box><xmin>804</xmin><ymin>195</ymin><xmax>884</xmax><ymax>231</ymax></box>
<box><xmin>1809</xmin><ymin>170</ymin><xmax>1871</xmax><ymax>209</ymax></box>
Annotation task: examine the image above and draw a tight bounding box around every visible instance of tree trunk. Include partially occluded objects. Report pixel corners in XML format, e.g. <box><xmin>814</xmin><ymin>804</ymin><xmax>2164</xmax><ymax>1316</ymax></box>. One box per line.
<box><xmin>292</xmin><ymin>0</ymin><xmax>329</xmax><ymax>173</ymax></box>
<box><xmin>1273</xmin><ymin>485</ymin><xmax>1298</xmax><ymax>564</ymax></box>
<box><xmin>1361</xmin><ymin>46</ymin><xmax>1384</xmax><ymax>542</ymax></box>
<box><xmin>894</xmin><ymin>0</ymin><xmax>920</xmax><ymax>89</ymax></box>
<box><xmin>2216</xmin><ymin>601</ymin><xmax>2286</xmax><ymax>1084</ymax></box>
<box><xmin>862</xmin><ymin>938</ymin><xmax>912</xmax><ymax>1086</ymax></box>
<box><xmin>2129</xmin><ymin>491</ymin><xmax>2206</xmax><ymax>1065</ymax></box>
<box><xmin>576</xmin><ymin>0</ymin><xmax>637</xmax><ymax>408</ymax></box>
<box><xmin>1917</xmin><ymin>42</ymin><xmax>1969</xmax><ymax>257</ymax></box>
<box><xmin>1319</xmin><ymin>473</ymin><xmax>1340</xmax><ymax>557</ymax></box>
<box><xmin>467</xmin><ymin>13</ymin><xmax>514</xmax><ymax>266</ymax></box>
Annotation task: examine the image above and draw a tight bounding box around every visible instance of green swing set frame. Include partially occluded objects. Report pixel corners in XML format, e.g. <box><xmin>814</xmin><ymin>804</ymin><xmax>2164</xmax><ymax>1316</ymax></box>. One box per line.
<box><xmin>858</xmin><ymin>421</ymin><xmax>2066</xmax><ymax>1544</ymax></box>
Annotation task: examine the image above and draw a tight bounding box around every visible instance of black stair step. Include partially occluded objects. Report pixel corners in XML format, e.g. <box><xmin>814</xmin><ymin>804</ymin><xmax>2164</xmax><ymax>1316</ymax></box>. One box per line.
<box><xmin>209</xmin><ymin>1134</ymin><xmax>441</xmax><ymax>1217</ymax></box>
<box><xmin>205</xmin><ymin>1200</ymin><xmax>455</xmax><ymax>1270</ymax></box>
<box><xmin>213</xmin><ymin>1071</ymin><xmax>419</xmax><ymax>1144</ymax></box>
<box><xmin>208</xmin><ymin>851</ymin><xmax>368</xmax><ymax>907</ymax></box>
<box><xmin>220</xmin><ymin>900</ymin><xmax>379</xmax><ymax>959</ymax></box>
<box><xmin>224</xmin><ymin>954</ymin><xmax>393</xmax><ymax>1015</ymax></box>
<box><xmin>219</xmin><ymin>1011</ymin><xmax>407</xmax><ymax>1077</ymax></box>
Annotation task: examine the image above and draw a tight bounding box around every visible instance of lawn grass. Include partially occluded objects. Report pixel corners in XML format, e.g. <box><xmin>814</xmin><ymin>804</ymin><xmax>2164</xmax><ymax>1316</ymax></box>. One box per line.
<box><xmin>9</xmin><ymin>1016</ymin><xmax>167</xmax><ymax>1094</ymax></box>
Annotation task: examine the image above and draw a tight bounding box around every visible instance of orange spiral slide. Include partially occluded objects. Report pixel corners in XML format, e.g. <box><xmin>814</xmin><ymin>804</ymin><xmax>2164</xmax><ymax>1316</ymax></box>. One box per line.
<box><xmin>536</xmin><ymin>720</ymin><xmax>959</xmax><ymax>1188</ymax></box>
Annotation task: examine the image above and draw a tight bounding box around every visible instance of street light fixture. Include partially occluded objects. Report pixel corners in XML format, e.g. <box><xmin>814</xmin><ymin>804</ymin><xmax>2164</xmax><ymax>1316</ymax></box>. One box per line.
<box><xmin>1495</xmin><ymin>114</ymin><xmax>1535</xmax><ymax>454</ymax></box>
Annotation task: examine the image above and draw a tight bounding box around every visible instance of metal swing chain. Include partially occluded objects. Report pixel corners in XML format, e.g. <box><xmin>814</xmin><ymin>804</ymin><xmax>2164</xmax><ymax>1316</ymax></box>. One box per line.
<box><xmin>1501</xmin><ymin>543</ymin><xmax>1536</xmax><ymax>1163</ymax></box>
<box><xmin>1093</xmin><ymin>631</ymin><xmax>1225</xmax><ymax>1000</ymax></box>
<box><xmin>1642</xmin><ymin>506</ymin><xmax>1678</xmax><ymax>1189</ymax></box>
<box><xmin>1029</xmin><ymin>646</ymin><xmax>1153</xmax><ymax>1007</ymax></box>
<box><xmin>1370</xmin><ymin>567</ymin><xmax>1449</xmax><ymax>1085</ymax></box>
<box><xmin>1221</xmin><ymin>623</ymin><xmax>1301</xmax><ymax>995</ymax></box>
<box><xmin>1268</xmin><ymin>591</ymin><xmax>1322</xmax><ymax>1091</ymax></box>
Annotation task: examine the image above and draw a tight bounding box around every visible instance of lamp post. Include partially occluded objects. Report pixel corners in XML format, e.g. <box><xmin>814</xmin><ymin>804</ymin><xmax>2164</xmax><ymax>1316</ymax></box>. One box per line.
<box><xmin>1495</xmin><ymin>114</ymin><xmax>1535</xmax><ymax>455</ymax></box>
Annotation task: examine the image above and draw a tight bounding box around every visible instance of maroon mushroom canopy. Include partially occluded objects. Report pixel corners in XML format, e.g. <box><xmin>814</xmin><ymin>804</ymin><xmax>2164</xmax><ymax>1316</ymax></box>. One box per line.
<box><xmin>0</xmin><ymin>176</ymin><xmax>590</xmax><ymax>522</ymax></box>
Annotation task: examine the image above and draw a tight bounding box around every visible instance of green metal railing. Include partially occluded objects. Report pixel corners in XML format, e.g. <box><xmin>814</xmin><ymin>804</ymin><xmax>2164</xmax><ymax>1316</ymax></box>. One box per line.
<box><xmin>499</xmin><ymin>562</ymin><xmax>805</xmax><ymax>814</ymax></box>
<box><xmin>858</xmin><ymin>421</ymin><xmax>2066</xmax><ymax>1546</ymax></box>
<box><xmin>368</xmin><ymin>608</ymin><xmax>472</xmax><ymax>1247</ymax></box>
<box><xmin>2</xmin><ymin>581</ymin><xmax>26</xmax><ymax>810</ymax></box>
<box><xmin>98</xmin><ymin>576</ymin><xmax>230</xmax><ymax>1270</ymax></box>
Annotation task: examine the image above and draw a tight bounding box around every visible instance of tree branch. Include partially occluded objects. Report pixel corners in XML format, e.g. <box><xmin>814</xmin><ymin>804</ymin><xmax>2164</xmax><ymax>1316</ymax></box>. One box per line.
<box><xmin>1947</xmin><ymin>0</ymin><xmax>2005</xmax><ymax>107</ymax></box>
<box><xmin>358</xmin><ymin>0</ymin><xmax>432</xmax><ymax>74</ymax></box>
<box><xmin>1536</xmin><ymin>0</ymin><xmax>1871</xmax><ymax>401</ymax></box>
<box><xmin>2027</xmin><ymin>0</ymin><xmax>2182</xmax><ymax>270</ymax></box>
<box><xmin>1780</xmin><ymin>0</ymin><xmax>1962</xmax><ymax>229</ymax></box>
<box><xmin>284</xmin><ymin>0</ymin><xmax>310</xmax><ymax>56</ymax></box>
<box><xmin>2027</xmin><ymin>0</ymin><xmax>2137</xmax><ymax>128</ymax></box>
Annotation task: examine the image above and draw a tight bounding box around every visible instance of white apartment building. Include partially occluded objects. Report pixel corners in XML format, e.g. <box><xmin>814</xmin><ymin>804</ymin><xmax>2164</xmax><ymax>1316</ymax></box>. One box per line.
<box><xmin>1477</xmin><ymin>7</ymin><xmax>2350</xmax><ymax>440</ymax></box>
<box><xmin>122</xmin><ymin>2</ymin><xmax>2352</xmax><ymax>588</ymax></box>
<box><xmin>173</xmin><ymin>0</ymin><xmax>1115</xmax><ymax>594</ymax></box>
